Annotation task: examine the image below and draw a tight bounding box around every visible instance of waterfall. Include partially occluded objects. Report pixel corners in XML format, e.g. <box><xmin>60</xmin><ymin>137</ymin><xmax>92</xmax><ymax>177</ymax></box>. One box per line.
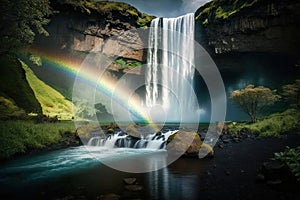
<box><xmin>87</xmin><ymin>130</ymin><xmax>177</xmax><ymax>150</ymax></box>
<box><xmin>145</xmin><ymin>13</ymin><xmax>197</xmax><ymax>122</ymax></box>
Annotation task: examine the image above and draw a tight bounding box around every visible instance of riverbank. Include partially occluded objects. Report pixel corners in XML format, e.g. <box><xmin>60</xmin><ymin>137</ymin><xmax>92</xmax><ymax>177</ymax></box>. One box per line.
<box><xmin>0</xmin><ymin>129</ymin><xmax>299</xmax><ymax>199</ymax></box>
<box><xmin>0</xmin><ymin>120</ymin><xmax>80</xmax><ymax>160</ymax></box>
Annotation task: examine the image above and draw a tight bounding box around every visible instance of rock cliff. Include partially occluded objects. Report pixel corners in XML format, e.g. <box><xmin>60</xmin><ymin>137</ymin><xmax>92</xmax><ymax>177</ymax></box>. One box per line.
<box><xmin>195</xmin><ymin>0</ymin><xmax>300</xmax><ymax>54</ymax></box>
<box><xmin>35</xmin><ymin>1</ymin><xmax>154</xmax><ymax>72</ymax></box>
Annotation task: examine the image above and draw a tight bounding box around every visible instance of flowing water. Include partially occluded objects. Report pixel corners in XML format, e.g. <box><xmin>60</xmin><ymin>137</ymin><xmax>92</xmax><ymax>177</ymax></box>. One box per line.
<box><xmin>145</xmin><ymin>13</ymin><xmax>198</xmax><ymax>122</ymax></box>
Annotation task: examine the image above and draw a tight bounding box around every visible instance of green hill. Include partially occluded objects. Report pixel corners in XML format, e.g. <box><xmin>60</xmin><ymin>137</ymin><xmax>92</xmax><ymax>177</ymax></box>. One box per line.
<box><xmin>21</xmin><ymin>61</ymin><xmax>73</xmax><ymax>120</ymax></box>
<box><xmin>0</xmin><ymin>55</ymin><xmax>42</xmax><ymax>115</ymax></box>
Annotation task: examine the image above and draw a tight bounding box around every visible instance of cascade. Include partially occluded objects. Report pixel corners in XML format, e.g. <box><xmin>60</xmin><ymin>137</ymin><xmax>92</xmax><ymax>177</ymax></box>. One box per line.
<box><xmin>145</xmin><ymin>13</ymin><xmax>197</xmax><ymax>122</ymax></box>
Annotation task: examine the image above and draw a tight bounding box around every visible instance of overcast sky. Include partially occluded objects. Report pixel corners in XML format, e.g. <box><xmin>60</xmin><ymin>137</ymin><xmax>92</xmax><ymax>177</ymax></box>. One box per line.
<box><xmin>106</xmin><ymin>0</ymin><xmax>211</xmax><ymax>17</ymax></box>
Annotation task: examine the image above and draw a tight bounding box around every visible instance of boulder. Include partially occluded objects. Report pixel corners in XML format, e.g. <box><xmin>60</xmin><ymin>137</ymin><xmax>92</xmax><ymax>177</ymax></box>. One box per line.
<box><xmin>166</xmin><ymin>131</ymin><xmax>202</xmax><ymax>157</ymax></box>
<box><xmin>125</xmin><ymin>124</ymin><xmax>141</xmax><ymax>138</ymax></box>
<box><xmin>198</xmin><ymin>143</ymin><xmax>214</xmax><ymax>158</ymax></box>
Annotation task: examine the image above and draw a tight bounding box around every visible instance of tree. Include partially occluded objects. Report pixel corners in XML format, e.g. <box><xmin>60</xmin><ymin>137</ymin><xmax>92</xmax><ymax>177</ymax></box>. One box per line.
<box><xmin>281</xmin><ymin>79</ymin><xmax>300</xmax><ymax>110</ymax></box>
<box><xmin>0</xmin><ymin>0</ymin><xmax>52</xmax><ymax>54</ymax></box>
<box><xmin>230</xmin><ymin>85</ymin><xmax>280</xmax><ymax>122</ymax></box>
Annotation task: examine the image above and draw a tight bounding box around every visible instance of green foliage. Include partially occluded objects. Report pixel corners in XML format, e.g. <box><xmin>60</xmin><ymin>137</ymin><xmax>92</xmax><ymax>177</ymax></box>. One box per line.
<box><xmin>0</xmin><ymin>120</ymin><xmax>76</xmax><ymax>159</ymax></box>
<box><xmin>195</xmin><ymin>0</ymin><xmax>262</xmax><ymax>25</ymax></box>
<box><xmin>0</xmin><ymin>96</ymin><xmax>26</xmax><ymax>120</ymax></box>
<box><xmin>281</xmin><ymin>79</ymin><xmax>300</xmax><ymax>110</ymax></box>
<box><xmin>0</xmin><ymin>0</ymin><xmax>52</xmax><ymax>54</ymax></box>
<box><xmin>58</xmin><ymin>0</ymin><xmax>154</xmax><ymax>27</ymax></box>
<box><xmin>230</xmin><ymin>85</ymin><xmax>280</xmax><ymax>122</ymax></box>
<box><xmin>21</xmin><ymin>61</ymin><xmax>73</xmax><ymax>120</ymax></box>
<box><xmin>29</xmin><ymin>54</ymin><xmax>42</xmax><ymax>66</ymax></box>
<box><xmin>115</xmin><ymin>58</ymin><xmax>142</xmax><ymax>69</ymax></box>
<box><xmin>228</xmin><ymin>109</ymin><xmax>300</xmax><ymax>137</ymax></box>
<box><xmin>0</xmin><ymin>55</ymin><xmax>42</xmax><ymax>113</ymax></box>
<box><xmin>273</xmin><ymin>146</ymin><xmax>300</xmax><ymax>182</ymax></box>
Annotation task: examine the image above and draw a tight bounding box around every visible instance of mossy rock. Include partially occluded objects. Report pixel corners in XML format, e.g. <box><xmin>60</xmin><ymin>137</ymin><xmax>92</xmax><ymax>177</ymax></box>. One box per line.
<box><xmin>76</xmin><ymin>124</ymin><xmax>104</xmax><ymax>139</ymax></box>
<box><xmin>199</xmin><ymin>143</ymin><xmax>214</xmax><ymax>158</ymax></box>
<box><xmin>125</xmin><ymin>124</ymin><xmax>140</xmax><ymax>138</ymax></box>
<box><xmin>166</xmin><ymin>131</ymin><xmax>202</xmax><ymax>157</ymax></box>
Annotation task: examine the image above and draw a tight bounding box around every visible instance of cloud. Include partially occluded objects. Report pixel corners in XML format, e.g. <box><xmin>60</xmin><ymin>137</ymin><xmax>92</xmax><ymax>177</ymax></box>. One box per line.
<box><xmin>182</xmin><ymin>0</ymin><xmax>211</xmax><ymax>13</ymax></box>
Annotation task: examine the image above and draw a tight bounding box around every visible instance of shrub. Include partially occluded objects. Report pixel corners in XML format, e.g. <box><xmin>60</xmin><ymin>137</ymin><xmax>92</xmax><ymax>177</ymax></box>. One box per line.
<box><xmin>273</xmin><ymin>146</ymin><xmax>300</xmax><ymax>182</ymax></box>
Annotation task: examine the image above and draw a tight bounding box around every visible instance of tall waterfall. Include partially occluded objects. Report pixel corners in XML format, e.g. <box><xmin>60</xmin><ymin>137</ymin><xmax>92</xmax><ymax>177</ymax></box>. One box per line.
<box><xmin>145</xmin><ymin>13</ymin><xmax>198</xmax><ymax>122</ymax></box>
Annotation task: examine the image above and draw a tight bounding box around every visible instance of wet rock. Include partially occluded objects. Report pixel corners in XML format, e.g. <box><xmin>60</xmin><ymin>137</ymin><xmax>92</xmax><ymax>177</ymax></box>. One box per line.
<box><xmin>124</xmin><ymin>185</ymin><xmax>143</xmax><ymax>192</ymax></box>
<box><xmin>199</xmin><ymin>143</ymin><xmax>214</xmax><ymax>158</ymax></box>
<box><xmin>166</xmin><ymin>131</ymin><xmax>202</xmax><ymax>157</ymax></box>
<box><xmin>125</xmin><ymin>124</ymin><xmax>141</xmax><ymax>138</ymax></box>
<box><xmin>123</xmin><ymin>178</ymin><xmax>137</xmax><ymax>185</ymax></box>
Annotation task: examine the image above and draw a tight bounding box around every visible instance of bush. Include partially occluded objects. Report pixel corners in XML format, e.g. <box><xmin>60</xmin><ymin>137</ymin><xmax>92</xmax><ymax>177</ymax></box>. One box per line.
<box><xmin>273</xmin><ymin>146</ymin><xmax>300</xmax><ymax>182</ymax></box>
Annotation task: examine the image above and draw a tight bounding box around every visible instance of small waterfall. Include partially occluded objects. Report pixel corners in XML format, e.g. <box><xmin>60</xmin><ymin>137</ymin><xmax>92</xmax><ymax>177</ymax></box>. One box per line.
<box><xmin>87</xmin><ymin>130</ymin><xmax>177</xmax><ymax>150</ymax></box>
<box><xmin>145</xmin><ymin>13</ymin><xmax>197</xmax><ymax>122</ymax></box>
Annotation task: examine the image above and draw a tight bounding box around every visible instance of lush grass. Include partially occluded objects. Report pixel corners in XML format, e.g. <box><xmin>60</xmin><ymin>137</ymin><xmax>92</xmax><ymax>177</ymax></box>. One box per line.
<box><xmin>0</xmin><ymin>55</ymin><xmax>42</xmax><ymax>114</ymax></box>
<box><xmin>21</xmin><ymin>61</ymin><xmax>73</xmax><ymax>120</ymax></box>
<box><xmin>228</xmin><ymin>109</ymin><xmax>300</xmax><ymax>137</ymax></box>
<box><xmin>0</xmin><ymin>120</ymin><xmax>76</xmax><ymax>159</ymax></box>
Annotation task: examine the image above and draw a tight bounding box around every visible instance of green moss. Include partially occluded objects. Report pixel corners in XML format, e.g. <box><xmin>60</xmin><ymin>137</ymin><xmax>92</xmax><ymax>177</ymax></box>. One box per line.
<box><xmin>0</xmin><ymin>96</ymin><xmax>26</xmax><ymax>120</ymax></box>
<box><xmin>59</xmin><ymin>0</ymin><xmax>155</xmax><ymax>27</ymax></box>
<box><xmin>195</xmin><ymin>0</ymin><xmax>263</xmax><ymax>24</ymax></box>
<box><xmin>0</xmin><ymin>120</ymin><xmax>76</xmax><ymax>159</ymax></box>
<box><xmin>228</xmin><ymin>109</ymin><xmax>300</xmax><ymax>137</ymax></box>
<box><xmin>115</xmin><ymin>58</ymin><xmax>142</xmax><ymax>69</ymax></box>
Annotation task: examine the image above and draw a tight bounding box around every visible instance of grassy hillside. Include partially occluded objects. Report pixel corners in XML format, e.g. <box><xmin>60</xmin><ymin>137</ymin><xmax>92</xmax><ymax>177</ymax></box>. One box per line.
<box><xmin>21</xmin><ymin>61</ymin><xmax>73</xmax><ymax>120</ymax></box>
<box><xmin>0</xmin><ymin>55</ymin><xmax>42</xmax><ymax>114</ymax></box>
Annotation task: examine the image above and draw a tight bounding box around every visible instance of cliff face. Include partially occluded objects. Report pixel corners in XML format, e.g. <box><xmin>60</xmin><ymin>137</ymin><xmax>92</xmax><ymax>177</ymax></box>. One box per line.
<box><xmin>35</xmin><ymin>1</ymin><xmax>154</xmax><ymax>69</ymax></box>
<box><xmin>195</xmin><ymin>0</ymin><xmax>300</xmax><ymax>54</ymax></box>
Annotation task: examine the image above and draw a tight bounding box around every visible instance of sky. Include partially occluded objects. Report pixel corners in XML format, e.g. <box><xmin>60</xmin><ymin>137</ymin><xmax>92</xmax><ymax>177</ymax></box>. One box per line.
<box><xmin>106</xmin><ymin>0</ymin><xmax>211</xmax><ymax>17</ymax></box>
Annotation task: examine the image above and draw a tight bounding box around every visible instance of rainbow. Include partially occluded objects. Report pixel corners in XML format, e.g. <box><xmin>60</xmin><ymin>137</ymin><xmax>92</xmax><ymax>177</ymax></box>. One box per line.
<box><xmin>21</xmin><ymin>47</ymin><xmax>159</xmax><ymax>131</ymax></box>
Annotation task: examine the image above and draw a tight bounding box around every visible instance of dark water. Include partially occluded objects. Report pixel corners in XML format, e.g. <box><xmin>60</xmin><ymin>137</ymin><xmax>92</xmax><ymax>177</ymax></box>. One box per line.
<box><xmin>0</xmin><ymin>146</ymin><xmax>214</xmax><ymax>200</ymax></box>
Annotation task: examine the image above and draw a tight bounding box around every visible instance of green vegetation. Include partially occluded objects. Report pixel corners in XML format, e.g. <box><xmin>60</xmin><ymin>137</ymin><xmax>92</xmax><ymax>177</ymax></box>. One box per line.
<box><xmin>228</xmin><ymin>109</ymin><xmax>300</xmax><ymax>137</ymax></box>
<box><xmin>58</xmin><ymin>0</ymin><xmax>155</xmax><ymax>27</ymax></box>
<box><xmin>281</xmin><ymin>79</ymin><xmax>300</xmax><ymax>110</ymax></box>
<box><xmin>115</xmin><ymin>58</ymin><xmax>142</xmax><ymax>69</ymax></box>
<box><xmin>0</xmin><ymin>97</ymin><xmax>26</xmax><ymax>120</ymax></box>
<box><xmin>21</xmin><ymin>61</ymin><xmax>73</xmax><ymax>120</ymax></box>
<box><xmin>230</xmin><ymin>85</ymin><xmax>280</xmax><ymax>122</ymax></box>
<box><xmin>0</xmin><ymin>0</ymin><xmax>52</xmax><ymax>54</ymax></box>
<box><xmin>0</xmin><ymin>120</ymin><xmax>76</xmax><ymax>159</ymax></box>
<box><xmin>195</xmin><ymin>0</ymin><xmax>263</xmax><ymax>25</ymax></box>
<box><xmin>273</xmin><ymin>146</ymin><xmax>300</xmax><ymax>182</ymax></box>
<box><xmin>0</xmin><ymin>55</ymin><xmax>42</xmax><ymax>114</ymax></box>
